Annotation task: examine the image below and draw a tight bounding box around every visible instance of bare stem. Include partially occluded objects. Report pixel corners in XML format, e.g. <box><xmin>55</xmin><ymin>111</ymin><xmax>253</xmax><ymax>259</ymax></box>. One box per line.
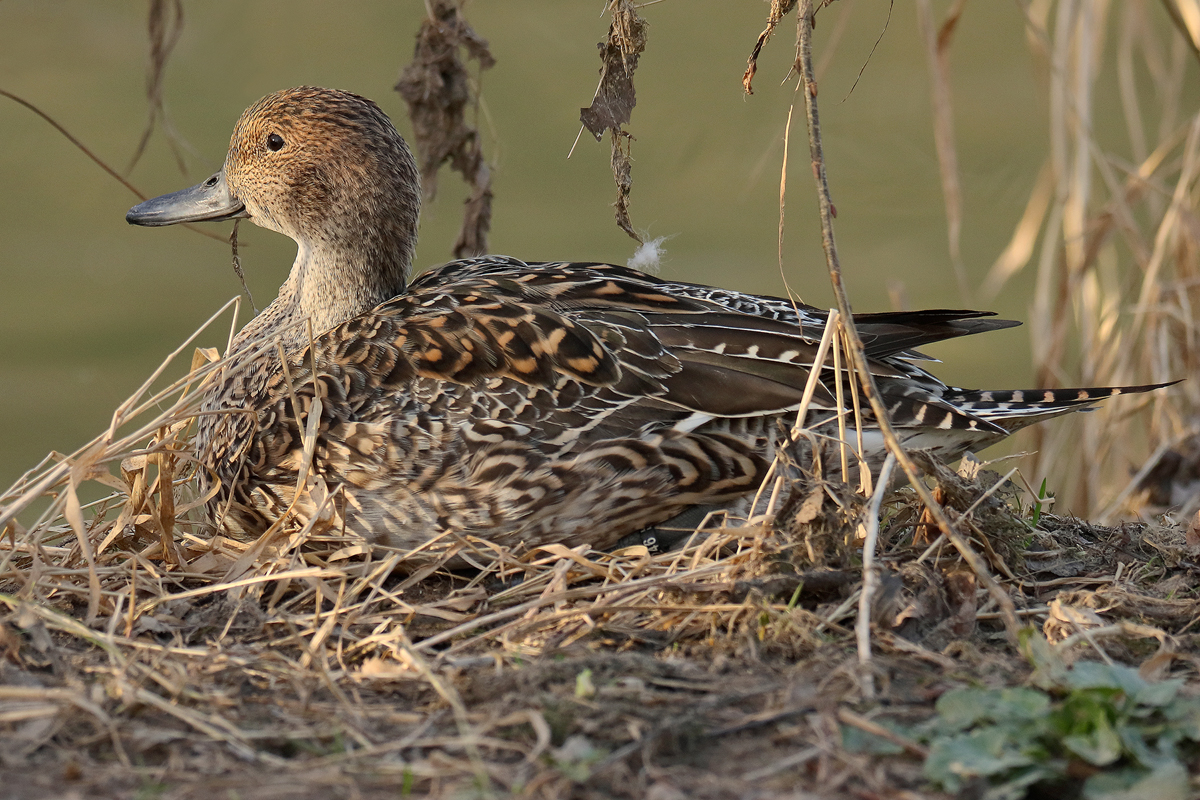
<box><xmin>794</xmin><ymin>0</ymin><xmax>1021</xmax><ymax>643</ymax></box>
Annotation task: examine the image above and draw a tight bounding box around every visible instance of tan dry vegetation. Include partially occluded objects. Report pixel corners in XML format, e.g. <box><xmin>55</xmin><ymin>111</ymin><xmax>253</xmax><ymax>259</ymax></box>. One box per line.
<box><xmin>981</xmin><ymin>1</ymin><xmax>1200</xmax><ymax>521</ymax></box>
<box><xmin>1</xmin><ymin>1</ymin><xmax>1200</xmax><ymax>798</ymax></box>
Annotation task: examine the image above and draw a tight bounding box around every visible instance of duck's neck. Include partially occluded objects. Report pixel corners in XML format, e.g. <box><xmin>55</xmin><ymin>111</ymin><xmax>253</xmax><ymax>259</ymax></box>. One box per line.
<box><xmin>231</xmin><ymin>226</ymin><xmax>413</xmax><ymax>358</ymax></box>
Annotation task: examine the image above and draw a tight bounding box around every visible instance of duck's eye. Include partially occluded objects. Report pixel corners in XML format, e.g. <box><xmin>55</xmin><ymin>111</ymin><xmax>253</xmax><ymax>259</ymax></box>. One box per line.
<box><xmin>266</xmin><ymin>133</ymin><xmax>285</xmax><ymax>152</ymax></box>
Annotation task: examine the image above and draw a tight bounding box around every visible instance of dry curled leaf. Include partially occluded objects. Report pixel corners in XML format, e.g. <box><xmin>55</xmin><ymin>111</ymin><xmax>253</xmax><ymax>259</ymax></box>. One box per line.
<box><xmin>0</xmin><ymin>622</ymin><xmax>21</xmax><ymax>665</ymax></box>
<box><xmin>610</xmin><ymin>129</ymin><xmax>640</xmax><ymax>243</ymax></box>
<box><xmin>1044</xmin><ymin>596</ymin><xmax>1106</xmax><ymax>643</ymax></box>
<box><xmin>396</xmin><ymin>0</ymin><xmax>495</xmax><ymax>258</ymax></box>
<box><xmin>1186</xmin><ymin>509</ymin><xmax>1200</xmax><ymax>554</ymax></box>
<box><xmin>944</xmin><ymin>568</ymin><xmax>977</xmax><ymax>637</ymax></box>
<box><xmin>580</xmin><ymin>0</ymin><xmax>647</xmax><ymax>140</ymax></box>
<box><xmin>743</xmin><ymin>0</ymin><xmax>798</xmax><ymax>95</ymax></box>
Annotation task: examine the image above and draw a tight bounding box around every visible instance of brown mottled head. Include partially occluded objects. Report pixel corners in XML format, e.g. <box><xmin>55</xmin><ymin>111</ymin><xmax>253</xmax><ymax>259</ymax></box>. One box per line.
<box><xmin>129</xmin><ymin>88</ymin><xmax>422</xmax><ymax>298</ymax></box>
<box><xmin>128</xmin><ymin>88</ymin><xmax>424</xmax><ymax>348</ymax></box>
<box><xmin>226</xmin><ymin>88</ymin><xmax>420</xmax><ymax>271</ymax></box>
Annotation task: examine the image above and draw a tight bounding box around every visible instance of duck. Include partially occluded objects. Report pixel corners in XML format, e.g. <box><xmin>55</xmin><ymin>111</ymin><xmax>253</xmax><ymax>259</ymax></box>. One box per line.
<box><xmin>126</xmin><ymin>87</ymin><xmax>1165</xmax><ymax>562</ymax></box>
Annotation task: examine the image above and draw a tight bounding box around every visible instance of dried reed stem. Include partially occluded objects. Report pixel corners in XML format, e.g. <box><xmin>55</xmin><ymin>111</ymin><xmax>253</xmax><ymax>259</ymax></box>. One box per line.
<box><xmin>794</xmin><ymin>0</ymin><xmax>1022</xmax><ymax>642</ymax></box>
<box><xmin>855</xmin><ymin>452</ymin><xmax>895</xmax><ymax>699</ymax></box>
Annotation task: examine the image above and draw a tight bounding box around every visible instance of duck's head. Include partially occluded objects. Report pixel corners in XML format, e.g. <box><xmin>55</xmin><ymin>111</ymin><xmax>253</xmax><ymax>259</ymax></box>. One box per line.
<box><xmin>128</xmin><ymin>87</ymin><xmax>421</xmax><ymax>297</ymax></box>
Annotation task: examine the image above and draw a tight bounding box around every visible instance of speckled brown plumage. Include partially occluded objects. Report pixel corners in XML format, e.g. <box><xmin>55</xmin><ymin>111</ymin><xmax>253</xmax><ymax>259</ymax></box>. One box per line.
<box><xmin>127</xmin><ymin>87</ymin><xmax>1170</xmax><ymax>564</ymax></box>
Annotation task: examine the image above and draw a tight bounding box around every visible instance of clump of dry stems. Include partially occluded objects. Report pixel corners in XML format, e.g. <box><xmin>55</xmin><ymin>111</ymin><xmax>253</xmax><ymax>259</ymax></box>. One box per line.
<box><xmin>966</xmin><ymin>3</ymin><xmax>1200</xmax><ymax>520</ymax></box>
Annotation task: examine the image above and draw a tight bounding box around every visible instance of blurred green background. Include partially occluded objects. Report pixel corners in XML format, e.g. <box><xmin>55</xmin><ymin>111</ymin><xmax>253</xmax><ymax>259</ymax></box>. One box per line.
<box><xmin>0</xmin><ymin>2</ymin><xmax>1114</xmax><ymax>492</ymax></box>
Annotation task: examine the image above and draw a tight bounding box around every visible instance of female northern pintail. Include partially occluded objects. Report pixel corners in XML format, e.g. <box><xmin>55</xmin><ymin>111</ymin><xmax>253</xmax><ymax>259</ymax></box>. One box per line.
<box><xmin>127</xmin><ymin>87</ymin><xmax>1162</xmax><ymax>561</ymax></box>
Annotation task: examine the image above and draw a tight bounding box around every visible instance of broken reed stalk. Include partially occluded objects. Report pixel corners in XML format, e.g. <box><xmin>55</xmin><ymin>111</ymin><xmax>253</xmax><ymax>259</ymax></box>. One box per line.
<box><xmin>856</xmin><ymin>452</ymin><xmax>895</xmax><ymax>700</ymax></box>
<box><xmin>914</xmin><ymin>0</ymin><xmax>970</xmax><ymax>304</ymax></box>
<box><xmin>793</xmin><ymin>1</ymin><xmax>1021</xmax><ymax>642</ymax></box>
<box><xmin>126</xmin><ymin>0</ymin><xmax>187</xmax><ymax>176</ymax></box>
<box><xmin>0</xmin><ymin>296</ymin><xmax>242</xmax><ymax>539</ymax></box>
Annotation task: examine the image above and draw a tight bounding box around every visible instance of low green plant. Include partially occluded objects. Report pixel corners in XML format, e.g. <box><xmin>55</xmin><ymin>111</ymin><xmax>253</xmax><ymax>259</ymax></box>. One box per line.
<box><xmin>133</xmin><ymin>781</ymin><xmax>169</xmax><ymax>800</ymax></box>
<box><xmin>548</xmin><ymin>734</ymin><xmax>606</xmax><ymax>782</ymax></box>
<box><xmin>1030</xmin><ymin>477</ymin><xmax>1052</xmax><ymax>528</ymax></box>
<box><xmin>914</xmin><ymin>638</ymin><xmax>1200</xmax><ymax>799</ymax></box>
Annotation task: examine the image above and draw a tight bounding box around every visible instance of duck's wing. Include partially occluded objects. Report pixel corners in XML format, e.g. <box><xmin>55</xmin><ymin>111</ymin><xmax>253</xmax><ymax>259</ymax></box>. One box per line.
<box><xmin>411</xmin><ymin>257</ymin><xmax>1020</xmax><ymax>365</ymax></box>
<box><xmin>327</xmin><ymin>261</ymin><xmax>1003</xmax><ymax>438</ymax></box>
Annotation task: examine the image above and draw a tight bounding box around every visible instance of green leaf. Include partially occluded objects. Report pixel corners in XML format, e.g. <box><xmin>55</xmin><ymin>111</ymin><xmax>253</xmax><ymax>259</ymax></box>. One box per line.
<box><xmin>840</xmin><ymin>722</ymin><xmax>905</xmax><ymax>755</ymax></box>
<box><xmin>1115</xmin><ymin>722</ymin><xmax>1155</xmax><ymax>766</ymax></box>
<box><xmin>1032</xmin><ymin>477</ymin><xmax>1049</xmax><ymax>526</ymax></box>
<box><xmin>924</xmin><ymin>728</ymin><xmax>1038</xmax><ymax>790</ymax></box>
<box><xmin>1129</xmin><ymin>678</ymin><xmax>1184</xmax><ymax>708</ymax></box>
<box><xmin>1063</xmin><ymin>707</ymin><xmax>1123</xmax><ymax>766</ymax></box>
<box><xmin>1162</xmin><ymin>699</ymin><xmax>1200</xmax><ymax>740</ymax></box>
<box><xmin>1022</xmin><ymin>629</ymin><xmax>1070</xmax><ymax>688</ymax></box>
<box><xmin>985</xmin><ymin>767</ymin><xmax>1056</xmax><ymax>800</ymax></box>
<box><xmin>1064</xmin><ymin>662</ymin><xmax>1184</xmax><ymax>710</ymax></box>
<box><xmin>933</xmin><ymin>689</ymin><xmax>991</xmax><ymax>730</ymax></box>
<box><xmin>1082</xmin><ymin>761</ymin><xmax>1190</xmax><ymax>800</ymax></box>
<box><xmin>935</xmin><ymin>687</ymin><xmax>1050</xmax><ymax>730</ymax></box>
<box><xmin>1066</xmin><ymin>662</ymin><xmax>1147</xmax><ymax>697</ymax></box>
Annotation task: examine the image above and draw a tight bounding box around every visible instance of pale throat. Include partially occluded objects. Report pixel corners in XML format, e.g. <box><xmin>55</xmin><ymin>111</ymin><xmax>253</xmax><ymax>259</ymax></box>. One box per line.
<box><xmin>231</xmin><ymin>229</ymin><xmax>411</xmax><ymax>358</ymax></box>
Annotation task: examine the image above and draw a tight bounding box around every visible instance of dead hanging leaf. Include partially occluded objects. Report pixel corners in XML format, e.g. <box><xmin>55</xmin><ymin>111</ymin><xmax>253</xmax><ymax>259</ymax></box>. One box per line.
<box><xmin>611</xmin><ymin>130</ymin><xmax>640</xmax><ymax>243</ymax></box>
<box><xmin>743</xmin><ymin>0</ymin><xmax>798</xmax><ymax>95</ymax></box>
<box><xmin>396</xmin><ymin>0</ymin><xmax>495</xmax><ymax>258</ymax></box>
<box><xmin>580</xmin><ymin>1</ymin><xmax>648</xmax><ymax>243</ymax></box>
<box><xmin>453</xmin><ymin>158</ymin><xmax>493</xmax><ymax>259</ymax></box>
<box><xmin>128</xmin><ymin>0</ymin><xmax>187</xmax><ymax>176</ymax></box>
<box><xmin>580</xmin><ymin>0</ymin><xmax>647</xmax><ymax>140</ymax></box>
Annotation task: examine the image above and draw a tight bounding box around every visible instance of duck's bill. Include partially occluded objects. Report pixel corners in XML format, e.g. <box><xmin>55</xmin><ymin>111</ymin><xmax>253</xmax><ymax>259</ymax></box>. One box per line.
<box><xmin>126</xmin><ymin>170</ymin><xmax>248</xmax><ymax>227</ymax></box>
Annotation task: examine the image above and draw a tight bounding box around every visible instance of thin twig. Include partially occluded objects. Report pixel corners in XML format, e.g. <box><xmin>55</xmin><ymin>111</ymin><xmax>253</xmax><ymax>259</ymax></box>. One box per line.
<box><xmin>229</xmin><ymin>220</ymin><xmax>258</xmax><ymax>314</ymax></box>
<box><xmin>856</xmin><ymin>452</ymin><xmax>895</xmax><ymax>699</ymax></box>
<box><xmin>1</xmin><ymin>88</ymin><xmax>229</xmax><ymax>244</ymax></box>
<box><xmin>794</xmin><ymin>0</ymin><xmax>1021</xmax><ymax>642</ymax></box>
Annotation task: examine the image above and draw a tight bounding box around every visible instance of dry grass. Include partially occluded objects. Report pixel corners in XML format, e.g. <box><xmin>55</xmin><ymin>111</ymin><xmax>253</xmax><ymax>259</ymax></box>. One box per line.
<box><xmin>973</xmin><ymin>2</ymin><xmax>1200</xmax><ymax>520</ymax></box>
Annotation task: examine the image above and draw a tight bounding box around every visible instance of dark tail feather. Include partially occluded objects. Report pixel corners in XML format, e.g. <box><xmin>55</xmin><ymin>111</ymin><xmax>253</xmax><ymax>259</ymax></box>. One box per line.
<box><xmin>853</xmin><ymin>309</ymin><xmax>1022</xmax><ymax>360</ymax></box>
<box><xmin>946</xmin><ymin>380</ymin><xmax>1180</xmax><ymax>421</ymax></box>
